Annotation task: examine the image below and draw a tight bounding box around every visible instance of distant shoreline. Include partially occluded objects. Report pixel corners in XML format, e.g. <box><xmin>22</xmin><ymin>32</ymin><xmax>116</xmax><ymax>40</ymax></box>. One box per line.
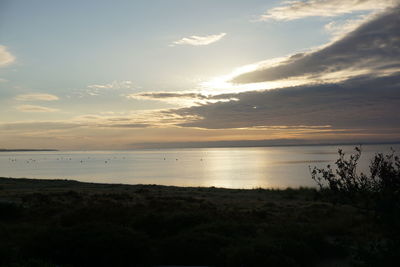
<box><xmin>128</xmin><ymin>140</ymin><xmax>400</xmax><ymax>150</ymax></box>
<box><xmin>1</xmin><ymin>141</ymin><xmax>399</xmax><ymax>152</ymax></box>
<box><xmin>0</xmin><ymin>149</ymin><xmax>59</xmax><ymax>152</ymax></box>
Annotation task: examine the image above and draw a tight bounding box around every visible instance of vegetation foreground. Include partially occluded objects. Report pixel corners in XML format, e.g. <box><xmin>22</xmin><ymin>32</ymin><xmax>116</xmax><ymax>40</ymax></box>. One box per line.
<box><xmin>0</xmin><ymin>175</ymin><xmax>398</xmax><ymax>266</ymax></box>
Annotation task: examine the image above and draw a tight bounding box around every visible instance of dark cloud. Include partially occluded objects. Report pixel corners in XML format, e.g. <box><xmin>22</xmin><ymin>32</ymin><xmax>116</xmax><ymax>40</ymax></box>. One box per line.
<box><xmin>233</xmin><ymin>7</ymin><xmax>400</xmax><ymax>83</ymax></box>
<box><xmin>174</xmin><ymin>74</ymin><xmax>400</xmax><ymax>130</ymax></box>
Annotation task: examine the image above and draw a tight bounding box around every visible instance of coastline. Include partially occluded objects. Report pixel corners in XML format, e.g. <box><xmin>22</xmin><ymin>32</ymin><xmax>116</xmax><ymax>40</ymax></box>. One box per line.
<box><xmin>0</xmin><ymin>149</ymin><xmax>59</xmax><ymax>152</ymax></box>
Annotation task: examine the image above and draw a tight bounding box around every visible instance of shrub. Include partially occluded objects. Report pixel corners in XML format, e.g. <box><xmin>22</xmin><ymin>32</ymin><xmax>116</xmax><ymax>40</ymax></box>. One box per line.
<box><xmin>310</xmin><ymin>147</ymin><xmax>400</xmax><ymax>266</ymax></box>
<box><xmin>310</xmin><ymin>146</ymin><xmax>400</xmax><ymax>223</ymax></box>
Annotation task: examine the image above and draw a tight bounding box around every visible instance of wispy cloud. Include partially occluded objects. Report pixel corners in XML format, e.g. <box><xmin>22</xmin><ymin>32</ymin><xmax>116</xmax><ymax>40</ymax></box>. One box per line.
<box><xmin>234</xmin><ymin>7</ymin><xmax>400</xmax><ymax>84</ymax></box>
<box><xmin>323</xmin><ymin>14</ymin><xmax>372</xmax><ymax>40</ymax></box>
<box><xmin>172</xmin><ymin>33</ymin><xmax>227</xmax><ymax>46</ymax></box>
<box><xmin>260</xmin><ymin>0</ymin><xmax>397</xmax><ymax>21</ymax></box>
<box><xmin>87</xmin><ymin>80</ymin><xmax>134</xmax><ymax>90</ymax></box>
<box><xmin>86</xmin><ymin>80</ymin><xmax>134</xmax><ymax>96</ymax></box>
<box><xmin>73</xmin><ymin>109</ymin><xmax>190</xmax><ymax>129</ymax></box>
<box><xmin>127</xmin><ymin>91</ymin><xmax>238</xmax><ymax>106</ymax></box>
<box><xmin>15</xmin><ymin>93</ymin><xmax>59</xmax><ymax>101</ymax></box>
<box><xmin>16</xmin><ymin>105</ymin><xmax>59</xmax><ymax>113</ymax></box>
<box><xmin>0</xmin><ymin>45</ymin><xmax>15</xmax><ymax>67</ymax></box>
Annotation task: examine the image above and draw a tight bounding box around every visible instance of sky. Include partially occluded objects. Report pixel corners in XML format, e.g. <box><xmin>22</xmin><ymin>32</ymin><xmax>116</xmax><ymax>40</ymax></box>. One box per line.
<box><xmin>0</xmin><ymin>0</ymin><xmax>399</xmax><ymax>150</ymax></box>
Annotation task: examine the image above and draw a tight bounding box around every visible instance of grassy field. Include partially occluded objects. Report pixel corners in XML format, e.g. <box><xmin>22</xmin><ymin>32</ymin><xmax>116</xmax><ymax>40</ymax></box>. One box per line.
<box><xmin>0</xmin><ymin>177</ymin><xmax>395</xmax><ymax>267</ymax></box>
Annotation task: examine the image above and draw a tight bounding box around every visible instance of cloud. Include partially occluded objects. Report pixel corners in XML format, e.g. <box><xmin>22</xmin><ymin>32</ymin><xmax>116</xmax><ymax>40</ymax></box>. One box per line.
<box><xmin>173</xmin><ymin>74</ymin><xmax>400</xmax><ymax>132</ymax></box>
<box><xmin>129</xmin><ymin>91</ymin><xmax>236</xmax><ymax>101</ymax></box>
<box><xmin>104</xmin><ymin>123</ymin><xmax>151</xmax><ymax>128</ymax></box>
<box><xmin>127</xmin><ymin>91</ymin><xmax>239</xmax><ymax>107</ymax></box>
<box><xmin>15</xmin><ymin>93</ymin><xmax>59</xmax><ymax>101</ymax></box>
<box><xmin>87</xmin><ymin>80</ymin><xmax>134</xmax><ymax>90</ymax></box>
<box><xmin>85</xmin><ymin>80</ymin><xmax>135</xmax><ymax>96</ymax></box>
<box><xmin>73</xmin><ymin>109</ymin><xmax>192</xmax><ymax>129</ymax></box>
<box><xmin>0</xmin><ymin>45</ymin><xmax>15</xmax><ymax>67</ymax></box>
<box><xmin>16</xmin><ymin>105</ymin><xmax>59</xmax><ymax>113</ymax></box>
<box><xmin>131</xmin><ymin>92</ymin><xmax>211</xmax><ymax>100</ymax></box>
<box><xmin>260</xmin><ymin>0</ymin><xmax>397</xmax><ymax>21</ymax></box>
<box><xmin>119</xmin><ymin>5</ymin><xmax>399</xmax><ymax>143</ymax></box>
<box><xmin>323</xmin><ymin>14</ymin><xmax>373</xmax><ymax>40</ymax></box>
<box><xmin>233</xmin><ymin>7</ymin><xmax>400</xmax><ymax>84</ymax></box>
<box><xmin>172</xmin><ymin>33</ymin><xmax>226</xmax><ymax>46</ymax></box>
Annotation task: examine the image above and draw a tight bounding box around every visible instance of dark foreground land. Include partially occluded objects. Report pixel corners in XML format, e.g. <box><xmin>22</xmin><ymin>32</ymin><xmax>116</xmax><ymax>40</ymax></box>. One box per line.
<box><xmin>0</xmin><ymin>177</ymin><xmax>397</xmax><ymax>267</ymax></box>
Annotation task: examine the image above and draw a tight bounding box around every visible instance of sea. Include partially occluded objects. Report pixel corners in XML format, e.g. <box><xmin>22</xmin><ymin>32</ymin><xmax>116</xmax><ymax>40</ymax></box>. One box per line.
<box><xmin>1</xmin><ymin>144</ymin><xmax>399</xmax><ymax>189</ymax></box>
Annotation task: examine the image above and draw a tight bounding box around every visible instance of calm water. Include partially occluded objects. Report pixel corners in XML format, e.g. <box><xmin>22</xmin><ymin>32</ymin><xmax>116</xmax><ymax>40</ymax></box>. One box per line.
<box><xmin>1</xmin><ymin>144</ymin><xmax>398</xmax><ymax>189</ymax></box>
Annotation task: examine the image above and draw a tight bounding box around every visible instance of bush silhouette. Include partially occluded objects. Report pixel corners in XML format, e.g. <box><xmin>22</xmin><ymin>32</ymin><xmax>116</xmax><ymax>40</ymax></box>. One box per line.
<box><xmin>310</xmin><ymin>146</ymin><xmax>400</xmax><ymax>224</ymax></box>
